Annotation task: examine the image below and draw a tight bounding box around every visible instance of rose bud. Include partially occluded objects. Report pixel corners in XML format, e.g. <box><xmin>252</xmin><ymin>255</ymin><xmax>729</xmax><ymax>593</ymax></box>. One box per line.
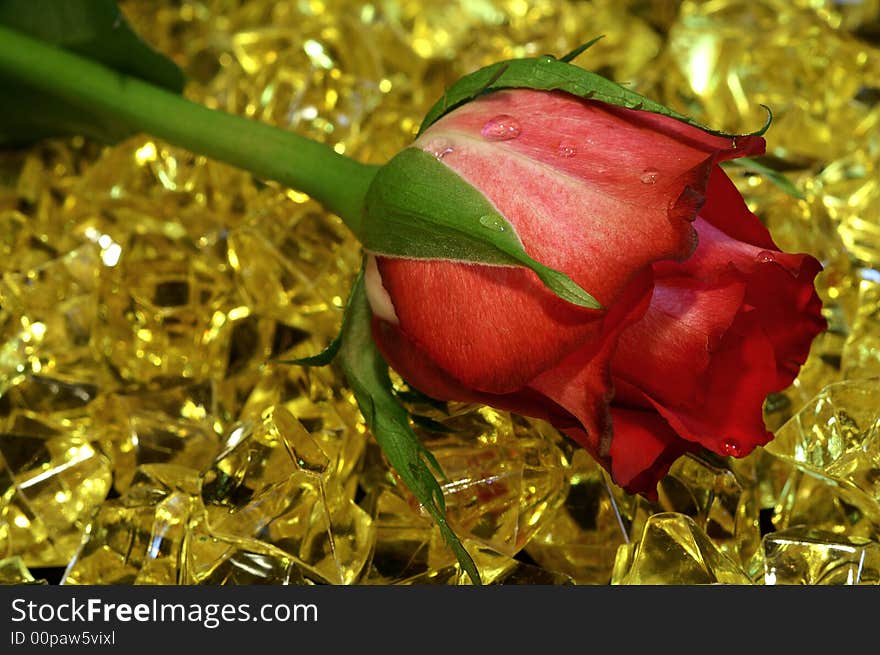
<box><xmin>363</xmin><ymin>88</ymin><xmax>826</xmax><ymax>498</ymax></box>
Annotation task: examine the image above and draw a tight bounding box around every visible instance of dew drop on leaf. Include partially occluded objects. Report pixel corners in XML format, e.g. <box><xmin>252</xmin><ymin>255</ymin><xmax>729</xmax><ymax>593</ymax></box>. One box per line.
<box><xmin>479</xmin><ymin>214</ymin><xmax>507</xmax><ymax>231</ymax></box>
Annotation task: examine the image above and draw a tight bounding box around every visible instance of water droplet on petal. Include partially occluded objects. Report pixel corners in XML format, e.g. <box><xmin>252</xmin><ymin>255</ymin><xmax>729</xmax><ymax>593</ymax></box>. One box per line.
<box><xmin>481</xmin><ymin>115</ymin><xmax>521</xmax><ymax>141</ymax></box>
<box><xmin>720</xmin><ymin>439</ymin><xmax>742</xmax><ymax>457</ymax></box>
<box><xmin>423</xmin><ymin>138</ymin><xmax>454</xmax><ymax>160</ymax></box>
<box><xmin>755</xmin><ymin>250</ymin><xmax>775</xmax><ymax>263</ymax></box>
<box><xmin>640</xmin><ymin>169</ymin><xmax>659</xmax><ymax>184</ymax></box>
<box><xmin>557</xmin><ymin>142</ymin><xmax>577</xmax><ymax>158</ymax></box>
<box><xmin>479</xmin><ymin>214</ymin><xmax>507</xmax><ymax>232</ymax></box>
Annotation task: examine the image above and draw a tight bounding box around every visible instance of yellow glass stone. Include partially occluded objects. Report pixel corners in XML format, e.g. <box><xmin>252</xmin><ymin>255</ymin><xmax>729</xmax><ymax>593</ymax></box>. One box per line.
<box><xmin>417</xmin><ymin>406</ymin><xmax>568</xmax><ymax>559</ymax></box>
<box><xmin>771</xmin><ymin>467</ymin><xmax>877</xmax><ymax>541</ymax></box>
<box><xmin>0</xmin><ymin>556</ymin><xmax>46</xmax><ymax>584</ymax></box>
<box><xmin>762</xmin><ymin>526</ymin><xmax>880</xmax><ymax>585</ymax></box>
<box><xmin>91</xmin><ymin>383</ymin><xmax>221</xmax><ymax>494</ymax></box>
<box><xmin>0</xmin><ymin>413</ymin><xmax>111</xmax><ymax>567</ymax></box>
<box><xmin>611</xmin><ymin>512</ymin><xmax>753</xmax><ymax>585</ymax></box>
<box><xmin>655</xmin><ymin>453</ymin><xmax>761</xmax><ymax>569</ymax></box>
<box><xmin>360</xmin><ymin>484</ymin><xmax>435</xmax><ymax>584</ymax></box>
<box><xmin>182</xmin><ymin>511</ymin><xmax>310</xmax><ymax>585</ymax></box>
<box><xmin>525</xmin><ymin>448</ymin><xmax>633</xmax><ymax>585</ymax></box>
<box><xmin>0</xmin><ymin>245</ymin><xmax>102</xmax><ymax>395</ymax></box>
<box><xmin>841</xmin><ymin>275</ymin><xmax>880</xmax><ymax>379</ymax></box>
<box><xmin>62</xmin><ymin>464</ymin><xmax>201</xmax><ymax>585</ymax></box>
<box><xmin>201</xmin><ymin>405</ymin><xmax>373</xmax><ymax>583</ymax></box>
<box><xmin>765</xmin><ymin>378</ymin><xmax>880</xmax><ymax>519</ymax></box>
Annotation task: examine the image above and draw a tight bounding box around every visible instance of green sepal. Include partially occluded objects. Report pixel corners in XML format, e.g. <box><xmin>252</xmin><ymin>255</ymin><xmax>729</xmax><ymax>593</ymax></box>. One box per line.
<box><xmin>275</xmin><ymin>274</ymin><xmax>359</xmax><ymax>367</ymax></box>
<box><xmin>339</xmin><ymin>267</ymin><xmax>481</xmax><ymax>585</ymax></box>
<box><xmin>362</xmin><ymin>147</ymin><xmax>601</xmax><ymax>309</ymax></box>
<box><xmin>0</xmin><ymin>0</ymin><xmax>185</xmax><ymax>145</ymax></box>
<box><xmin>418</xmin><ymin>52</ymin><xmax>771</xmax><ymax>140</ymax></box>
<box><xmin>410</xmin><ymin>414</ymin><xmax>458</xmax><ymax>435</ymax></box>
<box><xmin>723</xmin><ymin>156</ymin><xmax>805</xmax><ymax>200</ymax></box>
<box><xmin>275</xmin><ymin>331</ymin><xmax>342</xmax><ymax>367</ymax></box>
<box><xmin>558</xmin><ymin>36</ymin><xmax>605</xmax><ymax>63</ymax></box>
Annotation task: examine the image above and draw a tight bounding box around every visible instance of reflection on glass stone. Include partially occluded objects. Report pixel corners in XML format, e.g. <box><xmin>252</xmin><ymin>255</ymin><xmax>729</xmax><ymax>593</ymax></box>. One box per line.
<box><xmin>762</xmin><ymin>526</ymin><xmax>880</xmax><ymax>585</ymax></box>
<box><xmin>612</xmin><ymin>512</ymin><xmax>753</xmax><ymax>585</ymax></box>
<box><xmin>418</xmin><ymin>407</ymin><xmax>568</xmax><ymax>559</ymax></box>
<box><xmin>183</xmin><ymin>511</ymin><xmax>309</xmax><ymax>585</ymax></box>
<box><xmin>771</xmin><ymin>467</ymin><xmax>877</xmax><ymax>541</ymax></box>
<box><xmin>525</xmin><ymin>449</ymin><xmax>632</xmax><ymax>584</ymax></box>
<box><xmin>765</xmin><ymin>378</ymin><xmax>880</xmax><ymax>520</ymax></box>
<box><xmin>92</xmin><ymin>383</ymin><xmax>221</xmax><ymax>494</ymax></box>
<box><xmin>656</xmin><ymin>453</ymin><xmax>760</xmax><ymax>569</ymax></box>
<box><xmin>62</xmin><ymin>464</ymin><xmax>201</xmax><ymax>584</ymax></box>
<box><xmin>0</xmin><ymin>415</ymin><xmax>112</xmax><ymax>567</ymax></box>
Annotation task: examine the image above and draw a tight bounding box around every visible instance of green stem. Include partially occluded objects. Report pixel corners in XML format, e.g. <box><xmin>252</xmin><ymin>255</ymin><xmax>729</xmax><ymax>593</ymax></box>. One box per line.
<box><xmin>0</xmin><ymin>25</ymin><xmax>378</xmax><ymax>232</ymax></box>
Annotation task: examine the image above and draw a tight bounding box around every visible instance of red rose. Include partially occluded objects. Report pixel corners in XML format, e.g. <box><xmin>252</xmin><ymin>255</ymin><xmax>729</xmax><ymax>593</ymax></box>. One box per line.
<box><xmin>364</xmin><ymin>89</ymin><xmax>826</xmax><ymax>497</ymax></box>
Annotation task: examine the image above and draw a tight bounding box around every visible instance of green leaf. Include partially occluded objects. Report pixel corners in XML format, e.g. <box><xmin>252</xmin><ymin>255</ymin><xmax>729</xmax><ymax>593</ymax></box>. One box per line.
<box><xmin>0</xmin><ymin>0</ymin><xmax>185</xmax><ymax>145</ymax></box>
<box><xmin>723</xmin><ymin>157</ymin><xmax>805</xmax><ymax>200</ymax></box>
<box><xmin>362</xmin><ymin>147</ymin><xmax>602</xmax><ymax>309</ymax></box>
<box><xmin>339</xmin><ymin>268</ymin><xmax>481</xmax><ymax>585</ymax></box>
<box><xmin>418</xmin><ymin>54</ymin><xmax>771</xmax><ymax>140</ymax></box>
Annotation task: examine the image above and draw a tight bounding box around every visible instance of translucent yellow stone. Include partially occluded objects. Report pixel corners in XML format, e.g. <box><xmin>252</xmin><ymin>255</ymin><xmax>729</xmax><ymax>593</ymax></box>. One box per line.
<box><xmin>95</xmin><ymin>229</ymin><xmax>238</xmax><ymax>386</ymax></box>
<box><xmin>182</xmin><ymin>511</ymin><xmax>310</xmax><ymax>585</ymax></box>
<box><xmin>238</xmin><ymin>363</ymin><xmax>367</xmax><ymax>490</ymax></box>
<box><xmin>418</xmin><ymin>407</ymin><xmax>568</xmax><ymax>559</ymax></box>
<box><xmin>202</xmin><ymin>405</ymin><xmax>330</xmax><ymax>509</ymax></box>
<box><xmin>0</xmin><ymin>414</ymin><xmax>111</xmax><ymax>567</ymax></box>
<box><xmin>0</xmin><ymin>245</ymin><xmax>102</xmax><ymax>395</ymax></box>
<box><xmin>765</xmin><ymin>378</ymin><xmax>880</xmax><ymax>520</ymax></box>
<box><xmin>611</xmin><ymin>512</ymin><xmax>753</xmax><ymax>585</ymax></box>
<box><xmin>666</xmin><ymin>0</ymin><xmax>880</xmax><ymax>159</ymax></box>
<box><xmin>0</xmin><ymin>556</ymin><xmax>46</xmax><ymax>584</ymax></box>
<box><xmin>762</xmin><ymin>526</ymin><xmax>880</xmax><ymax>585</ymax></box>
<box><xmin>525</xmin><ymin>448</ymin><xmax>634</xmax><ymax>585</ymax></box>
<box><xmin>655</xmin><ymin>453</ymin><xmax>761</xmax><ymax>569</ymax></box>
<box><xmin>359</xmin><ymin>485</ymin><xmax>435</xmax><ymax>584</ymax></box>
<box><xmin>91</xmin><ymin>384</ymin><xmax>221</xmax><ymax>494</ymax></box>
<box><xmin>771</xmin><ymin>467</ymin><xmax>877</xmax><ymax>541</ymax></box>
<box><xmin>201</xmin><ymin>405</ymin><xmax>373</xmax><ymax>583</ymax></box>
<box><xmin>841</xmin><ymin>275</ymin><xmax>880</xmax><ymax>379</ymax></box>
<box><xmin>62</xmin><ymin>464</ymin><xmax>201</xmax><ymax>585</ymax></box>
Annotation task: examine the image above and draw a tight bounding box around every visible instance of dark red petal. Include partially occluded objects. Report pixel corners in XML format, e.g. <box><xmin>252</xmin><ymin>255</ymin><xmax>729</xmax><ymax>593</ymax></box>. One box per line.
<box><xmin>612</xmin><ymin>273</ymin><xmax>747</xmax><ymax>408</ymax></box>
<box><xmin>642</xmin><ymin>313</ymin><xmax>779</xmax><ymax>458</ymax></box>
<box><xmin>525</xmin><ymin>270</ymin><xmax>654</xmax><ymax>459</ymax></box>
<box><xmin>607</xmin><ymin>407</ymin><xmax>697</xmax><ymax>498</ymax></box>
<box><xmin>655</xmin><ymin>217</ymin><xmax>826</xmax><ymax>389</ymax></box>
<box><xmin>695</xmin><ymin>164</ymin><xmax>779</xmax><ymax>251</ymax></box>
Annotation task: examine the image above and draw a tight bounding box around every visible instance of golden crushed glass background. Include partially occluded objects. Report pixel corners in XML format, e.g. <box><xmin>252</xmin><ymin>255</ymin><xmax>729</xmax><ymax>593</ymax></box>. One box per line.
<box><xmin>1</xmin><ymin>0</ymin><xmax>879</xmax><ymax>585</ymax></box>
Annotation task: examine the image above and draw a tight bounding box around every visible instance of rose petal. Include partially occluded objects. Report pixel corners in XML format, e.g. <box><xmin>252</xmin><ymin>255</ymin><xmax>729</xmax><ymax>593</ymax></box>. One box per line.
<box><xmin>607</xmin><ymin>407</ymin><xmax>697</xmax><ymax>498</ymax></box>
